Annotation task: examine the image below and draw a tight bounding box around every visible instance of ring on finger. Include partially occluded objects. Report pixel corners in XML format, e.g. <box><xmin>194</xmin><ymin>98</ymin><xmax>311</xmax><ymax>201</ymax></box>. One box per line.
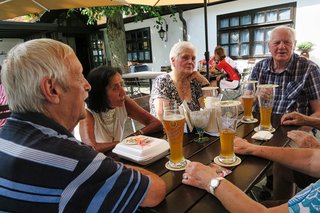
<box><xmin>182</xmin><ymin>173</ymin><xmax>188</xmax><ymax>180</ymax></box>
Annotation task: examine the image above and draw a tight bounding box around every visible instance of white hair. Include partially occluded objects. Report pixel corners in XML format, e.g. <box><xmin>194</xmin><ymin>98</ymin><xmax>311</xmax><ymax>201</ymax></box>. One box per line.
<box><xmin>1</xmin><ymin>38</ymin><xmax>74</xmax><ymax>113</ymax></box>
<box><xmin>169</xmin><ymin>41</ymin><xmax>197</xmax><ymax>67</ymax></box>
<box><xmin>270</xmin><ymin>25</ymin><xmax>296</xmax><ymax>42</ymax></box>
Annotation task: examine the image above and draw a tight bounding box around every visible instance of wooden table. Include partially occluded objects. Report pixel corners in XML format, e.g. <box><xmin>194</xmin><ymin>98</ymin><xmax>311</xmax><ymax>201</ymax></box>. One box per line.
<box><xmin>108</xmin><ymin>113</ymin><xmax>298</xmax><ymax>212</ymax></box>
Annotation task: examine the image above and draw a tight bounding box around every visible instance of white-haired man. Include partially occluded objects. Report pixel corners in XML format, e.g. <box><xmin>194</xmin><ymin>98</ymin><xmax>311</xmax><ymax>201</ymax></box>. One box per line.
<box><xmin>0</xmin><ymin>38</ymin><xmax>165</xmax><ymax>212</ymax></box>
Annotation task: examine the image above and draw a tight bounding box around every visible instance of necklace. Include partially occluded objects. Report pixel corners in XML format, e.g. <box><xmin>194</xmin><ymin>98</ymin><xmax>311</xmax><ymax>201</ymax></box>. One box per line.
<box><xmin>99</xmin><ymin>109</ymin><xmax>116</xmax><ymax>141</ymax></box>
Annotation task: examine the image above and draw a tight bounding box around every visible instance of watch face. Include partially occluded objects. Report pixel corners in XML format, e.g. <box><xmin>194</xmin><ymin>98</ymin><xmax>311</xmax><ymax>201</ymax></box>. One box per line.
<box><xmin>210</xmin><ymin>179</ymin><xmax>219</xmax><ymax>188</ymax></box>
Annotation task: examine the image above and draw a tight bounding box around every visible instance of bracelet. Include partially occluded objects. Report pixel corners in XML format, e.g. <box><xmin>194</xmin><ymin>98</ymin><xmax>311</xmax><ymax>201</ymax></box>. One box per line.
<box><xmin>134</xmin><ymin>129</ymin><xmax>144</xmax><ymax>136</ymax></box>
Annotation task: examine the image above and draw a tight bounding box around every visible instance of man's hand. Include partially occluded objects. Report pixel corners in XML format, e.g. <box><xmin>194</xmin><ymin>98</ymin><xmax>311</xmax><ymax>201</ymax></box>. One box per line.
<box><xmin>234</xmin><ymin>137</ymin><xmax>257</xmax><ymax>155</ymax></box>
<box><xmin>281</xmin><ymin>112</ymin><xmax>308</xmax><ymax>126</ymax></box>
<box><xmin>287</xmin><ymin>130</ymin><xmax>320</xmax><ymax>148</ymax></box>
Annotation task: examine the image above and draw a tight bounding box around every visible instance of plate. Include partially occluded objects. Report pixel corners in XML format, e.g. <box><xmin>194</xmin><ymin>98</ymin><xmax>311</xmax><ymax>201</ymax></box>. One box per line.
<box><xmin>165</xmin><ymin>159</ymin><xmax>190</xmax><ymax>171</ymax></box>
<box><xmin>254</xmin><ymin>127</ymin><xmax>275</xmax><ymax>133</ymax></box>
<box><xmin>214</xmin><ymin>156</ymin><xmax>241</xmax><ymax>167</ymax></box>
<box><xmin>240</xmin><ymin>117</ymin><xmax>258</xmax><ymax>124</ymax></box>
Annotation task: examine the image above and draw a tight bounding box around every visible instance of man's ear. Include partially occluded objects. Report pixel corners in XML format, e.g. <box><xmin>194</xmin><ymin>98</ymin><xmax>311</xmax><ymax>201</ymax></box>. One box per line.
<box><xmin>40</xmin><ymin>77</ymin><xmax>60</xmax><ymax>104</ymax></box>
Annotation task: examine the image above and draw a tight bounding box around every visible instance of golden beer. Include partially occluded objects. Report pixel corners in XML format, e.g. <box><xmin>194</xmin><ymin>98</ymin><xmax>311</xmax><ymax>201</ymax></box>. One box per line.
<box><xmin>242</xmin><ymin>96</ymin><xmax>254</xmax><ymax>120</ymax></box>
<box><xmin>163</xmin><ymin>114</ymin><xmax>185</xmax><ymax>163</ymax></box>
<box><xmin>260</xmin><ymin>106</ymin><xmax>272</xmax><ymax>129</ymax></box>
<box><xmin>219</xmin><ymin>128</ymin><xmax>236</xmax><ymax>163</ymax></box>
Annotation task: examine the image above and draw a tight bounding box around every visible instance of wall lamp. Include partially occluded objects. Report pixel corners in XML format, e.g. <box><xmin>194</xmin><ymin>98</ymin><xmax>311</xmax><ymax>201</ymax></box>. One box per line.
<box><xmin>158</xmin><ymin>18</ymin><xmax>168</xmax><ymax>42</ymax></box>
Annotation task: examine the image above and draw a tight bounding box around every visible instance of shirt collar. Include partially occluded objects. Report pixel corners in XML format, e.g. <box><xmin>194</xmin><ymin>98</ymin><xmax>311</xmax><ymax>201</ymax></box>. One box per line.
<box><xmin>268</xmin><ymin>53</ymin><xmax>298</xmax><ymax>74</ymax></box>
<box><xmin>11</xmin><ymin>112</ymin><xmax>73</xmax><ymax>137</ymax></box>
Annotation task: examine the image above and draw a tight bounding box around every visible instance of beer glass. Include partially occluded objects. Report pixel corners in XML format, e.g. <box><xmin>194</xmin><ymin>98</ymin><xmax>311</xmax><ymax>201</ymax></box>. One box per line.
<box><xmin>256</xmin><ymin>84</ymin><xmax>278</xmax><ymax>132</ymax></box>
<box><xmin>215</xmin><ymin>101</ymin><xmax>240</xmax><ymax>165</ymax></box>
<box><xmin>189</xmin><ymin>109</ymin><xmax>210</xmax><ymax>143</ymax></box>
<box><xmin>163</xmin><ymin>104</ymin><xmax>188</xmax><ymax>170</ymax></box>
<box><xmin>240</xmin><ymin>81</ymin><xmax>258</xmax><ymax>123</ymax></box>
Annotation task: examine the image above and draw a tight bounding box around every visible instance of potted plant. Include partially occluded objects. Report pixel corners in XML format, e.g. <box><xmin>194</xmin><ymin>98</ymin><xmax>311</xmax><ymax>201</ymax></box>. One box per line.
<box><xmin>297</xmin><ymin>42</ymin><xmax>314</xmax><ymax>58</ymax></box>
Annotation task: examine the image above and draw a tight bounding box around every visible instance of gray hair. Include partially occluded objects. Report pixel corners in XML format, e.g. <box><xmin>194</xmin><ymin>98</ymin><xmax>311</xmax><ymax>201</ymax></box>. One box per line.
<box><xmin>270</xmin><ymin>25</ymin><xmax>296</xmax><ymax>42</ymax></box>
<box><xmin>169</xmin><ymin>41</ymin><xmax>197</xmax><ymax>66</ymax></box>
<box><xmin>1</xmin><ymin>38</ymin><xmax>74</xmax><ymax>113</ymax></box>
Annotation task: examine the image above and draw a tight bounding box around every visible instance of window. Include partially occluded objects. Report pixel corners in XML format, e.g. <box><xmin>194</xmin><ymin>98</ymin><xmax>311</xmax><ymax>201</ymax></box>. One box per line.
<box><xmin>217</xmin><ymin>3</ymin><xmax>296</xmax><ymax>59</ymax></box>
<box><xmin>126</xmin><ymin>27</ymin><xmax>152</xmax><ymax>63</ymax></box>
<box><xmin>90</xmin><ymin>33</ymin><xmax>106</xmax><ymax>67</ymax></box>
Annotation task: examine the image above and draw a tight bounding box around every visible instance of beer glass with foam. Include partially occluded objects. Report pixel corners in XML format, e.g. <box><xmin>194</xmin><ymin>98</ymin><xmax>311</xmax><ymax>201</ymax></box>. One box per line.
<box><xmin>215</xmin><ymin>101</ymin><xmax>240</xmax><ymax>164</ymax></box>
<box><xmin>256</xmin><ymin>84</ymin><xmax>278</xmax><ymax>132</ymax></box>
<box><xmin>240</xmin><ymin>81</ymin><xmax>258</xmax><ymax>123</ymax></box>
<box><xmin>163</xmin><ymin>102</ymin><xmax>187</xmax><ymax>170</ymax></box>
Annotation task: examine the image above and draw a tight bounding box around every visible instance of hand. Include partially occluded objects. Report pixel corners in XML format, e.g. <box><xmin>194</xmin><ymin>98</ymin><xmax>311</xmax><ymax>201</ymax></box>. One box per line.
<box><xmin>182</xmin><ymin>161</ymin><xmax>219</xmax><ymax>192</ymax></box>
<box><xmin>188</xmin><ymin>71</ymin><xmax>209</xmax><ymax>86</ymax></box>
<box><xmin>234</xmin><ymin>137</ymin><xmax>256</xmax><ymax>155</ymax></box>
<box><xmin>287</xmin><ymin>130</ymin><xmax>319</xmax><ymax>148</ymax></box>
<box><xmin>256</xmin><ymin>88</ymin><xmax>272</xmax><ymax>100</ymax></box>
<box><xmin>281</xmin><ymin>112</ymin><xmax>307</xmax><ymax>126</ymax></box>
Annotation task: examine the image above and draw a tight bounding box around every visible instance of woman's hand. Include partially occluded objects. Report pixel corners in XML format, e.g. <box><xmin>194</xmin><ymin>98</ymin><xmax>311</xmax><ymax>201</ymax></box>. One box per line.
<box><xmin>182</xmin><ymin>161</ymin><xmax>220</xmax><ymax>192</ymax></box>
<box><xmin>281</xmin><ymin>112</ymin><xmax>308</xmax><ymax>126</ymax></box>
<box><xmin>188</xmin><ymin>71</ymin><xmax>209</xmax><ymax>86</ymax></box>
<box><xmin>287</xmin><ymin>130</ymin><xmax>320</xmax><ymax>148</ymax></box>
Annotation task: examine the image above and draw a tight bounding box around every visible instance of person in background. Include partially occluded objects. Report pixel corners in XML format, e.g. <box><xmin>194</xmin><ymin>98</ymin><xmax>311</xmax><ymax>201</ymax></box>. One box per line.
<box><xmin>150</xmin><ymin>41</ymin><xmax>209</xmax><ymax>119</ymax></box>
<box><xmin>211</xmin><ymin>46</ymin><xmax>240</xmax><ymax>90</ymax></box>
<box><xmin>78</xmin><ymin>65</ymin><xmax>162</xmax><ymax>153</ymax></box>
<box><xmin>182</xmin><ymin>137</ymin><xmax>320</xmax><ymax>212</ymax></box>
<box><xmin>0</xmin><ymin>38</ymin><xmax>166</xmax><ymax>212</ymax></box>
<box><xmin>0</xmin><ymin>65</ymin><xmax>8</xmax><ymax>127</ymax></box>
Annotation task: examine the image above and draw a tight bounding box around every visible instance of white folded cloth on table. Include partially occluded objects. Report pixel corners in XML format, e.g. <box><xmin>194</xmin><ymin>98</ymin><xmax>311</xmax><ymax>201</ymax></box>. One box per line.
<box><xmin>251</xmin><ymin>131</ymin><xmax>273</xmax><ymax>141</ymax></box>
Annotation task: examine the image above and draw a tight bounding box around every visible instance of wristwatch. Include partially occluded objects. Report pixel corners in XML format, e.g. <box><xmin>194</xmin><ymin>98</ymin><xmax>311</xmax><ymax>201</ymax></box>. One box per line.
<box><xmin>209</xmin><ymin>177</ymin><xmax>224</xmax><ymax>195</ymax></box>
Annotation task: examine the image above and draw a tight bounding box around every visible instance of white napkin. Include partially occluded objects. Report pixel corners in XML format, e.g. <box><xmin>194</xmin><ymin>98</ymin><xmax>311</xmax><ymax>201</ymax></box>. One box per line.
<box><xmin>251</xmin><ymin>131</ymin><xmax>273</xmax><ymax>140</ymax></box>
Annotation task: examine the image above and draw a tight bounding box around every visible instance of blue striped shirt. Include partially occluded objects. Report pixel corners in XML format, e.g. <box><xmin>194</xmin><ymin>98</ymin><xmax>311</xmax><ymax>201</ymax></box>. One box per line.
<box><xmin>0</xmin><ymin>112</ymin><xmax>150</xmax><ymax>212</ymax></box>
<box><xmin>250</xmin><ymin>53</ymin><xmax>320</xmax><ymax>115</ymax></box>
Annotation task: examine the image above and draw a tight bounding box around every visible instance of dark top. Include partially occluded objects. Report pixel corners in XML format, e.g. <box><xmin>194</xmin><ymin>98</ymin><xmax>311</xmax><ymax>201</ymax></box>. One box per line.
<box><xmin>0</xmin><ymin>112</ymin><xmax>150</xmax><ymax>212</ymax></box>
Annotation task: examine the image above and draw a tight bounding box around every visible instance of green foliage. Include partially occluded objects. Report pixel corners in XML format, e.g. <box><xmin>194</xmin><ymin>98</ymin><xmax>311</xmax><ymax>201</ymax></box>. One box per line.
<box><xmin>297</xmin><ymin>41</ymin><xmax>314</xmax><ymax>50</ymax></box>
<box><xmin>70</xmin><ymin>5</ymin><xmax>177</xmax><ymax>25</ymax></box>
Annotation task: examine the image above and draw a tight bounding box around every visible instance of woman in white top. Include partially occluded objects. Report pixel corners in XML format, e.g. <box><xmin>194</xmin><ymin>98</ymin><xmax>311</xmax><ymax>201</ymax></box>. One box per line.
<box><xmin>78</xmin><ymin>66</ymin><xmax>162</xmax><ymax>152</ymax></box>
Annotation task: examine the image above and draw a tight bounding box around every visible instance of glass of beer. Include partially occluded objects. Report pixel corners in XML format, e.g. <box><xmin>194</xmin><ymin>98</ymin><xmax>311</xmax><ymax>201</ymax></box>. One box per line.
<box><xmin>163</xmin><ymin>103</ymin><xmax>187</xmax><ymax>171</ymax></box>
<box><xmin>256</xmin><ymin>84</ymin><xmax>278</xmax><ymax>132</ymax></box>
<box><xmin>215</xmin><ymin>100</ymin><xmax>240</xmax><ymax>164</ymax></box>
<box><xmin>240</xmin><ymin>81</ymin><xmax>258</xmax><ymax>123</ymax></box>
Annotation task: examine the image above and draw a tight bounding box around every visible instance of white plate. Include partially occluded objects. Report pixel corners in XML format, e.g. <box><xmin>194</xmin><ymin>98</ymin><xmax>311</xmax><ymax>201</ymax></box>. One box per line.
<box><xmin>113</xmin><ymin>136</ymin><xmax>169</xmax><ymax>165</ymax></box>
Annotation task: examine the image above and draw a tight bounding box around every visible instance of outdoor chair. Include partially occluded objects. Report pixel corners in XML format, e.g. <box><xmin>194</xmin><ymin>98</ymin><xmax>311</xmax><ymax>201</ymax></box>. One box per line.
<box><xmin>124</xmin><ymin>77</ymin><xmax>142</xmax><ymax>97</ymax></box>
<box><xmin>130</xmin><ymin>94</ymin><xmax>150</xmax><ymax>132</ymax></box>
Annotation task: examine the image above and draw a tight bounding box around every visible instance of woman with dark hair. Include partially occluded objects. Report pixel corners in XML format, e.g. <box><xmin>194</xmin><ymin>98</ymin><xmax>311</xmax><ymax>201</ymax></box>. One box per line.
<box><xmin>78</xmin><ymin>66</ymin><xmax>162</xmax><ymax>152</ymax></box>
<box><xmin>212</xmin><ymin>46</ymin><xmax>240</xmax><ymax>89</ymax></box>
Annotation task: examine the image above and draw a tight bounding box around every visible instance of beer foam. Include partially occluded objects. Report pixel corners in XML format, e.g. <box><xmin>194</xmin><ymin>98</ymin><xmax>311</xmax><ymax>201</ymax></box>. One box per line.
<box><xmin>163</xmin><ymin>114</ymin><xmax>184</xmax><ymax>121</ymax></box>
<box><xmin>241</xmin><ymin>80</ymin><xmax>258</xmax><ymax>84</ymax></box>
<box><xmin>213</xmin><ymin>100</ymin><xmax>241</xmax><ymax>107</ymax></box>
<box><xmin>201</xmin><ymin>86</ymin><xmax>219</xmax><ymax>91</ymax></box>
<box><xmin>257</xmin><ymin>84</ymin><xmax>279</xmax><ymax>88</ymax></box>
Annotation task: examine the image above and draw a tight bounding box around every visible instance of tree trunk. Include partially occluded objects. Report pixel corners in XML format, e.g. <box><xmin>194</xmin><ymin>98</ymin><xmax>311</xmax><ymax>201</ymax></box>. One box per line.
<box><xmin>104</xmin><ymin>12</ymin><xmax>128</xmax><ymax>73</ymax></box>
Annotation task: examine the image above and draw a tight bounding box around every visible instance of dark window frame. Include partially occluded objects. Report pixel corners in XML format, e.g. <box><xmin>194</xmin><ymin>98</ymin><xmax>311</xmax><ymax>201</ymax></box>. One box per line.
<box><xmin>217</xmin><ymin>3</ymin><xmax>296</xmax><ymax>60</ymax></box>
<box><xmin>126</xmin><ymin>27</ymin><xmax>153</xmax><ymax>63</ymax></box>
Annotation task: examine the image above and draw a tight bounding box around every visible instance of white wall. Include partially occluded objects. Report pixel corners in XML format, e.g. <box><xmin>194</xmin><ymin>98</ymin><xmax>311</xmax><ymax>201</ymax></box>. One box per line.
<box><xmin>125</xmin><ymin>0</ymin><xmax>320</xmax><ymax>70</ymax></box>
<box><xmin>0</xmin><ymin>38</ymin><xmax>23</xmax><ymax>65</ymax></box>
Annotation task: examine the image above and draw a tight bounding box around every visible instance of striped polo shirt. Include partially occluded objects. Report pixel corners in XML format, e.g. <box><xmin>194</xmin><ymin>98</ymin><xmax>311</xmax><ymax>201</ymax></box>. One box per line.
<box><xmin>0</xmin><ymin>112</ymin><xmax>150</xmax><ymax>212</ymax></box>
